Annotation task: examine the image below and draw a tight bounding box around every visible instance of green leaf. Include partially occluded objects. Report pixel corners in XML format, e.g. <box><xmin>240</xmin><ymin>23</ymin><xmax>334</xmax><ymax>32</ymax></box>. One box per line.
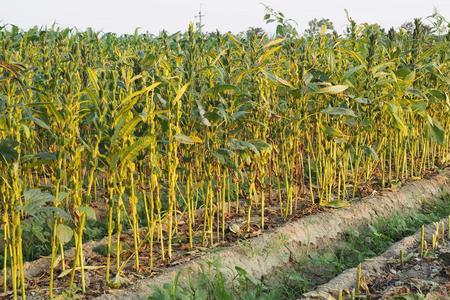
<box><xmin>56</xmin><ymin>224</ymin><xmax>73</xmax><ymax>245</ymax></box>
<box><xmin>395</xmin><ymin>67</ymin><xmax>415</xmax><ymax>81</ymax></box>
<box><xmin>261</xmin><ymin>70</ymin><xmax>293</xmax><ymax>88</ymax></box>
<box><xmin>212</xmin><ymin>84</ymin><xmax>239</xmax><ymax>95</ymax></box>
<box><xmin>0</xmin><ymin>138</ymin><xmax>19</xmax><ymax>163</ymax></box>
<box><xmin>30</xmin><ymin>116</ymin><xmax>51</xmax><ymax>130</ymax></box>
<box><xmin>427</xmin><ymin>115</ymin><xmax>444</xmax><ymax>145</ymax></box>
<box><xmin>22</xmin><ymin>152</ymin><xmax>57</xmax><ymax>167</ymax></box>
<box><xmin>370</xmin><ymin>61</ymin><xmax>394</xmax><ymax>74</ymax></box>
<box><xmin>354</xmin><ymin>97</ymin><xmax>372</xmax><ymax>104</ymax></box>
<box><xmin>20</xmin><ymin>189</ymin><xmax>54</xmax><ymax>216</ymax></box>
<box><xmin>249</xmin><ymin>139</ymin><xmax>272</xmax><ymax>154</ymax></box>
<box><xmin>321</xmin><ymin>107</ymin><xmax>357</xmax><ymax>118</ymax></box>
<box><xmin>49</xmin><ymin>207</ymin><xmax>72</xmax><ymax>221</ymax></box>
<box><xmin>31</xmin><ymin>225</ymin><xmax>47</xmax><ymax>243</ymax></box>
<box><xmin>309</xmin><ymin>69</ymin><xmax>330</xmax><ymax>82</ymax></box>
<box><xmin>78</xmin><ymin>205</ymin><xmax>97</xmax><ymax>221</ymax></box>
<box><xmin>387</xmin><ymin>103</ymin><xmax>408</xmax><ymax>134</ymax></box>
<box><xmin>114</xmin><ymin>112</ymin><xmax>147</xmax><ymax>141</ymax></box>
<box><xmin>232</xmin><ymin>111</ymin><xmax>248</xmax><ymax>121</ymax></box>
<box><xmin>343</xmin><ymin>65</ymin><xmax>364</xmax><ymax>79</ymax></box>
<box><xmin>428</xmin><ymin>90</ymin><xmax>446</xmax><ymax>102</ymax></box>
<box><xmin>117</xmin><ymin>136</ymin><xmax>154</xmax><ymax>164</ymax></box>
<box><xmin>212</xmin><ymin>148</ymin><xmax>236</xmax><ymax>169</ymax></box>
<box><xmin>227</xmin><ymin>139</ymin><xmax>259</xmax><ymax>154</ymax></box>
<box><xmin>24</xmin><ymin>188</ymin><xmax>54</xmax><ymax>203</ymax></box>
<box><xmin>324</xmin><ymin>126</ymin><xmax>347</xmax><ymax>141</ymax></box>
<box><xmin>114</xmin><ymin>83</ymin><xmax>161</xmax><ymax>126</ymax></box>
<box><xmin>412</xmin><ymin>101</ymin><xmax>428</xmax><ymax>112</ymax></box>
<box><xmin>362</xmin><ymin>145</ymin><xmax>379</xmax><ymax>160</ymax></box>
<box><xmin>276</xmin><ymin>24</ymin><xmax>286</xmax><ymax>36</ymax></box>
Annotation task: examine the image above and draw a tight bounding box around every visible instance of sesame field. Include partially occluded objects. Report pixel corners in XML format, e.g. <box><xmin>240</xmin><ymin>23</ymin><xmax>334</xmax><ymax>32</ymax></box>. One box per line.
<box><xmin>0</xmin><ymin>9</ymin><xmax>449</xmax><ymax>299</ymax></box>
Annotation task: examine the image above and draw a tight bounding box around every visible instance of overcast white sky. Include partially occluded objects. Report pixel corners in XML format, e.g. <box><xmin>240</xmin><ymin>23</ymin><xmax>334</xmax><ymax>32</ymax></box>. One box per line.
<box><xmin>2</xmin><ymin>0</ymin><xmax>449</xmax><ymax>34</ymax></box>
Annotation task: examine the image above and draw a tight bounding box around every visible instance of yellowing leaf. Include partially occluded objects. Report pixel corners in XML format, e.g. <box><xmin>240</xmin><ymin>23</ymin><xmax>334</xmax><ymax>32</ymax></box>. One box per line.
<box><xmin>56</xmin><ymin>224</ymin><xmax>73</xmax><ymax>245</ymax></box>
<box><xmin>263</xmin><ymin>38</ymin><xmax>285</xmax><ymax>48</ymax></box>
<box><xmin>317</xmin><ymin>85</ymin><xmax>348</xmax><ymax>94</ymax></box>
<box><xmin>174</xmin><ymin>134</ymin><xmax>203</xmax><ymax>145</ymax></box>
<box><xmin>325</xmin><ymin>200</ymin><xmax>350</xmax><ymax>209</ymax></box>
